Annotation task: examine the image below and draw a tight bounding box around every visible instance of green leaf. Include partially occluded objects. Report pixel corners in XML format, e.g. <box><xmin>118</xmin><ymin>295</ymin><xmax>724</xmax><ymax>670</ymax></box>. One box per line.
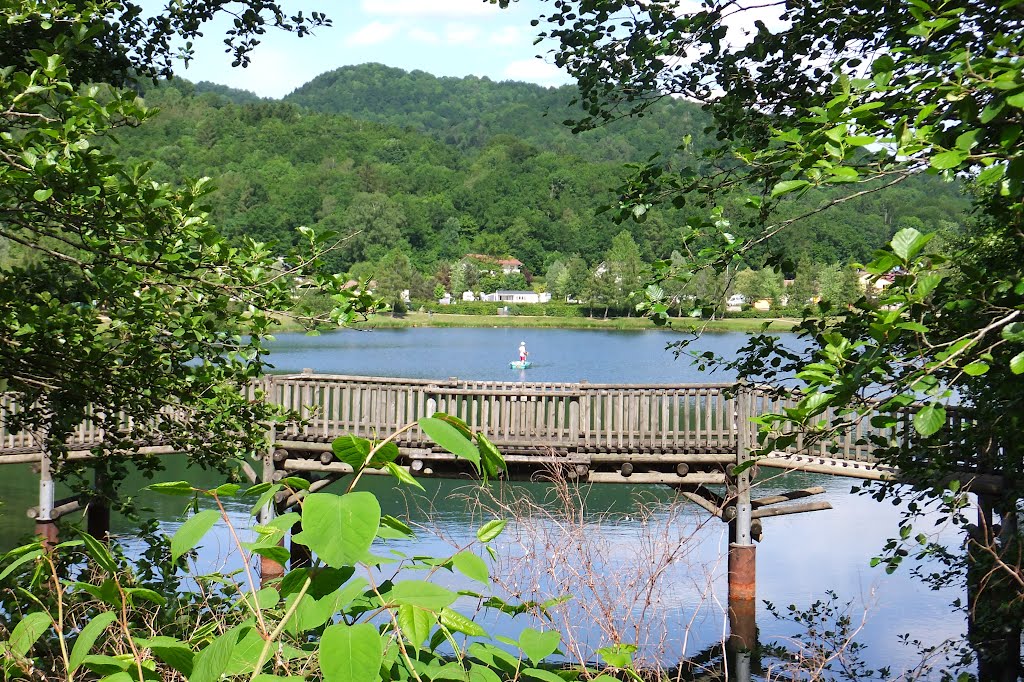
<box><xmin>1010</xmin><ymin>351</ymin><xmax>1024</xmax><ymax>375</ymax></box>
<box><xmin>962</xmin><ymin>361</ymin><xmax>990</xmax><ymax>376</ymax></box>
<box><xmin>147</xmin><ymin>481</ymin><xmax>195</xmax><ymax>496</ymax></box>
<box><xmin>251</xmin><ymin>545</ymin><xmax>290</xmax><ymax>566</ymax></box>
<box><xmin>929</xmin><ymin>149</ymin><xmax>967</xmax><ymax>170</ymax></box>
<box><xmin>770</xmin><ymin>179</ymin><xmax>810</xmax><ymax>197</ymax></box>
<box><xmin>9</xmin><ymin>611</ymin><xmax>51</xmax><ymax>656</ymax></box>
<box><xmin>385</xmin><ymin>461</ymin><xmax>424</xmax><ymax>490</ymax></box>
<box><xmin>519</xmin><ymin>628</ymin><xmax>561</xmax><ymax>664</ymax></box>
<box><xmin>171</xmin><ymin>509</ymin><xmax>220</xmax><ymax>563</ymax></box>
<box><xmin>80</xmin><ymin>532</ymin><xmax>118</xmax><ymax>574</ymax></box>
<box><xmin>387</xmin><ymin>580</ymin><xmax>458</xmax><ymax>610</ymax></box>
<box><xmin>1007</xmin><ymin>90</ymin><xmax>1024</xmax><ymax>108</ymax></box>
<box><xmin>451</xmin><ymin>551</ymin><xmax>489</xmax><ymax>584</ymax></box>
<box><xmin>332</xmin><ymin>434</ymin><xmax>372</xmax><ymax>469</ymax></box>
<box><xmin>397</xmin><ymin>603</ymin><xmax>435</xmax><ymax>647</ymax></box>
<box><xmin>0</xmin><ymin>549</ymin><xmax>42</xmax><ymax>582</ymax></box>
<box><xmin>135</xmin><ymin>636</ymin><xmax>195</xmax><ymax>677</ymax></box>
<box><xmin>379</xmin><ymin>515</ymin><xmax>415</xmax><ymax>539</ymax></box>
<box><xmin>890</xmin><ymin>228</ymin><xmax>932</xmax><ymax>261</ymax></box>
<box><xmin>69</xmin><ymin>612</ymin><xmax>117</xmax><ymax>674</ymax></box>
<box><xmin>913</xmin><ymin>404</ymin><xmax>946</xmax><ymax>437</ymax></box>
<box><xmin>477</xmin><ymin>434</ymin><xmax>506</xmax><ymax>479</ymax></box>
<box><xmin>596</xmin><ymin>643</ymin><xmax>637</xmax><ymax>668</ymax></box>
<box><xmin>293</xmin><ymin>492</ymin><xmax>381</xmax><ymax>567</ymax></box>
<box><xmin>125</xmin><ymin>587</ymin><xmax>167</xmax><ymax>606</ymax></box>
<box><xmin>419</xmin><ymin>417</ymin><xmax>480</xmax><ymax>468</ymax></box>
<box><xmin>1002</xmin><ymin>322</ymin><xmax>1024</xmax><ymax>342</ymax></box>
<box><xmin>439</xmin><ymin>607</ymin><xmax>487</xmax><ymax>637</ymax></box>
<box><xmin>191</xmin><ymin>626</ymin><xmax>247</xmax><ymax>682</ymax></box>
<box><xmin>522</xmin><ymin>668</ymin><xmax>567</xmax><ymax>682</ymax></box>
<box><xmin>320</xmin><ymin>623</ymin><xmax>384</xmax><ymax>682</ymax></box>
<box><xmin>32</xmin><ymin>188</ymin><xmax>52</xmax><ymax>202</ymax></box>
<box><xmin>476</xmin><ymin>519</ymin><xmax>506</xmax><ymax>543</ymax></box>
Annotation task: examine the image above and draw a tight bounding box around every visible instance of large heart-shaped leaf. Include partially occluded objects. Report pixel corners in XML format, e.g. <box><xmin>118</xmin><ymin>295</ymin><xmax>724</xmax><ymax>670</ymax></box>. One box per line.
<box><xmin>293</xmin><ymin>492</ymin><xmax>380</xmax><ymax>567</ymax></box>
<box><xmin>519</xmin><ymin>628</ymin><xmax>561</xmax><ymax>665</ymax></box>
<box><xmin>320</xmin><ymin>623</ymin><xmax>383</xmax><ymax>682</ymax></box>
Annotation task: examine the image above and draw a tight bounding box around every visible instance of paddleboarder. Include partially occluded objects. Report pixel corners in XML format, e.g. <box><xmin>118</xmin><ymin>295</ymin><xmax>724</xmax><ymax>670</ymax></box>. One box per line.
<box><xmin>518</xmin><ymin>340</ymin><xmax>528</xmax><ymax>363</ymax></box>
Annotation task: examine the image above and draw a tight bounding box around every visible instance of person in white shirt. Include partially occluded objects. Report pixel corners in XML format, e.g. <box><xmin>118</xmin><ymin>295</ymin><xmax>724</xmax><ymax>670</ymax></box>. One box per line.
<box><xmin>518</xmin><ymin>341</ymin><xmax>528</xmax><ymax>362</ymax></box>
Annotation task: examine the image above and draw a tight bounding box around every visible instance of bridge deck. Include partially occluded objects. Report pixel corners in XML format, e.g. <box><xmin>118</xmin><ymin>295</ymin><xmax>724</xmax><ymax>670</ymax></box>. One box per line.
<box><xmin>0</xmin><ymin>372</ymin><xmax>977</xmax><ymax>485</ymax></box>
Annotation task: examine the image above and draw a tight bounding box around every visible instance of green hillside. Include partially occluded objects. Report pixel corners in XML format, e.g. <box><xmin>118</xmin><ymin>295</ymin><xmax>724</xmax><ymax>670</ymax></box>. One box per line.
<box><xmin>111</xmin><ymin>67</ymin><xmax>969</xmax><ymax>288</ymax></box>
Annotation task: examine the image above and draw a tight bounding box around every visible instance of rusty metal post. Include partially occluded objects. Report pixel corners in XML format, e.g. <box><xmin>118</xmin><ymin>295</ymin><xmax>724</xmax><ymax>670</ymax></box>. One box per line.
<box><xmin>259</xmin><ymin>423</ymin><xmax>285</xmax><ymax>586</ymax></box>
<box><xmin>729</xmin><ymin>383</ymin><xmax>756</xmax><ymax>651</ymax></box>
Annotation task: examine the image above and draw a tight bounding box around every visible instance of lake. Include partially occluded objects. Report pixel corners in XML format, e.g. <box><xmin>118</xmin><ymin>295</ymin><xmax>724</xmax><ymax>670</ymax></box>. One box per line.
<box><xmin>0</xmin><ymin>327</ymin><xmax>965</xmax><ymax>675</ymax></box>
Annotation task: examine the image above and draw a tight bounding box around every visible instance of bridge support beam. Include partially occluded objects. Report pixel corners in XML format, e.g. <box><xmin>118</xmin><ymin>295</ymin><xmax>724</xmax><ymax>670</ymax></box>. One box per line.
<box><xmin>259</xmin><ymin>430</ymin><xmax>285</xmax><ymax>586</ymax></box>
<box><xmin>87</xmin><ymin>465</ymin><xmax>111</xmax><ymax>542</ymax></box>
<box><xmin>728</xmin><ymin>384</ymin><xmax>757</xmax><ymax>652</ymax></box>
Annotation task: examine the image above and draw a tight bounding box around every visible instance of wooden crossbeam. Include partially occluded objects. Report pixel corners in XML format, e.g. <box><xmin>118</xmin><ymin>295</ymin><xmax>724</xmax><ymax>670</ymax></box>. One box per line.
<box><xmin>751</xmin><ymin>486</ymin><xmax>826</xmax><ymax>508</ymax></box>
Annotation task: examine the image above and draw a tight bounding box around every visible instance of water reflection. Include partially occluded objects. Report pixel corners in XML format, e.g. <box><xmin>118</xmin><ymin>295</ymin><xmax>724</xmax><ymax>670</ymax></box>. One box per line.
<box><xmin>0</xmin><ymin>328</ymin><xmax>968</xmax><ymax>676</ymax></box>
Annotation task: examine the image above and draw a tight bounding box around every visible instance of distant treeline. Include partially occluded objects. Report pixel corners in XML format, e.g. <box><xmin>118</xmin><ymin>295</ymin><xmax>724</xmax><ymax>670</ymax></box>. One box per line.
<box><xmin>104</xmin><ymin>63</ymin><xmax>968</xmax><ymax>286</ymax></box>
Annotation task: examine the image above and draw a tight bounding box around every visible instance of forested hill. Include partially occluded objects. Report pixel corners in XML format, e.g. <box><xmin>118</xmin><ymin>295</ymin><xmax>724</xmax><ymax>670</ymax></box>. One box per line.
<box><xmin>284</xmin><ymin>63</ymin><xmax>712</xmax><ymax>163</ymax></box>
<box><xmin>112</xmin><ymin>73</ymin><xmax>969</xmax><ymax>281</ymax></box>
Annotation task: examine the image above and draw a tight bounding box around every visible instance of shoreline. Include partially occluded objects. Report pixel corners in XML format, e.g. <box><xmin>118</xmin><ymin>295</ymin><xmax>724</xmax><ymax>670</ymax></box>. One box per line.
<box><xmin>277</xmin><ymin>312</ymin><xmax>799</xmax><ymax>334</ymax></box>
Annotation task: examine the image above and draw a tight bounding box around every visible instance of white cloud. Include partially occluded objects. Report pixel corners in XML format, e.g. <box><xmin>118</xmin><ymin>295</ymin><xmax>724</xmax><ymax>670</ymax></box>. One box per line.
<box><xmin>183</xmin><ymin>46</ymin><xmax>308</xmax><ymax>99</ymax></box>
<box><xmin>362</xmin><ymin>0</ymin><xmax>501</xmax><ymax>19</ymax></box>
<box><xmin>408</xmin><ymin>27</ymin><xmax>441</xmax><ymax>44</ymax></box>
<box><xmin>444</xmin><ymin>23</ymin><xmax>481</xmax><ymax>45</ymax></box>
<box><xmin>502</xmin><ymin>59</ymin><xmax>569</xmax><ymax>86</ymax></box>
<box><xmin>490</xmin><ymin>26</ymin><xmax>520</xmax><ymax>46</ymax></box>
<box><xmin>347</xmin><ymin>21</ymin><xmax>401</xmax><ymax>46</ymax></box>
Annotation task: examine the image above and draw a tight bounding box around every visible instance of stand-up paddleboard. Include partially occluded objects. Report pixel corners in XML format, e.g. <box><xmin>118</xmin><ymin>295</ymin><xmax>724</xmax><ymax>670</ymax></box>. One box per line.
<box><xmin>509</xmin><ymin>360</ymin><xmax>532</xmax><ymax>369</ymax></box>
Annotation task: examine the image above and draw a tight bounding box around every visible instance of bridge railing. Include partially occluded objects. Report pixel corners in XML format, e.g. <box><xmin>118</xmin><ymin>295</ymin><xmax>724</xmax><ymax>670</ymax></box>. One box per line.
<box><xmin>263</xmin><ymin>374</ymin><xmax>740</xmax><ymax>453</ymax></box>
<box><xmin>1</xmin><ymin>374</ymin><xmax>976</xmax><ymax>467</ymax></box>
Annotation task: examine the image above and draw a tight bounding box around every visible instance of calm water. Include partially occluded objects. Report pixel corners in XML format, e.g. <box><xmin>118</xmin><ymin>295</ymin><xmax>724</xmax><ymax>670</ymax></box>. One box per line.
<box><xmin>0</xmin><ymin>327</ymin><xmax>964</xmax><ymax>674</ymax></box>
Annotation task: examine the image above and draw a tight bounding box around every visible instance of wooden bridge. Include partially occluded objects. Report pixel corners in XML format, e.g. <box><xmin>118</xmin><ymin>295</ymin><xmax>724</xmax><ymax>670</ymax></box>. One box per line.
<box><xmin>0</xmin><ymin>372</ymin><xmax>990</xmax><ymax>654</ymax></box>
<box><xmin>0</xmin><ymin>371</ymin><xmax>933</xmax><ymax>484</ymax></box>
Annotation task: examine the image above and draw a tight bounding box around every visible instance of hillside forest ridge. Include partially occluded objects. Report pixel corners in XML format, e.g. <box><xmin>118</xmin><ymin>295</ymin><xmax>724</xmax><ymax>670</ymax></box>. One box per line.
<box><xmin>94</xmin><ymin>63</ymin><xmax>969</xmax><ymax>315</ymax></box>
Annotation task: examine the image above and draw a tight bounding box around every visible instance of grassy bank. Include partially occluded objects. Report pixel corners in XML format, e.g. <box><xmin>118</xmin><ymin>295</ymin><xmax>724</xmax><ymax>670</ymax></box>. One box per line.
<box><xmin>276</xmin><ymin>312</ymin><xmax>798</xmax><ymax>333</ymax></box>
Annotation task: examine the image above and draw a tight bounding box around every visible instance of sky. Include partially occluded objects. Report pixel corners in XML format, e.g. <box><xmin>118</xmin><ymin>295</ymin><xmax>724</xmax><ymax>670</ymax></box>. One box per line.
<box><xmin>158</xmin><ymin>0</ymin><xmax>572</xmax><ymax>99</ymax></box>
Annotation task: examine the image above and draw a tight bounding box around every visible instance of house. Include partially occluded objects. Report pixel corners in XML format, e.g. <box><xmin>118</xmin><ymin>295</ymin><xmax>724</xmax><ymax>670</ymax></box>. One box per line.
<box><xmin>857</xmin><ymin>270</ymin><xmax>896</xmax><ymax>292</ymax></box>
<box><xmin>479</xmin><ymin>290</ymin><xmax>552</xmax><ymax>304</ymax></box>
<box><xmin>752</xmin><ymin>299</ymin><xmax>772</xmax><ymax>311</ymax></box>
<box><xmin>726</xmin><ymin>293</ymin><xmax>746</xmax><ymax>312</ymax></box>
<box><xmin>466</xmin><ymin>254</ymin><xmax>523</xmax><ymax>275</ymax></box>
<box><xmin>462</xmin><ymin>291</ymin><xmax>476</xmax><ymax>302</ymax></box>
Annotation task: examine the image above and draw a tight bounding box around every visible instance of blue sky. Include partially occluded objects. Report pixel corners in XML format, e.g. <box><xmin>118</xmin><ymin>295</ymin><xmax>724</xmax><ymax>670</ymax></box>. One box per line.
<box><xmin>163</xmin><ymin>0</ymin><xmax>570</xmax><ymax>98</ymax></box>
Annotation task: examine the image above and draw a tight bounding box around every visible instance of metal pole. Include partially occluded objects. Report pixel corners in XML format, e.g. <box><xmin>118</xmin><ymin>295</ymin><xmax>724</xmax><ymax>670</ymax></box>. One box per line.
<box><xmin>259</xmin><ymin>424</ymin><xmax>285</xmax><ymax>586</ymax></box>
<box><xmin>728</xmin><ymin>383</ymin><xmax>756</xmax><ymax>651</ymax></box>
<box><xmin>36</xmin><ymin>448</ymin><xmax>58</xmax><ymax>548</ymax></box>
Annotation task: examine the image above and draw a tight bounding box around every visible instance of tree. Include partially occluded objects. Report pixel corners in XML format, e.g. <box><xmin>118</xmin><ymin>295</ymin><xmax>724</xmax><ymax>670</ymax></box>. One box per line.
<box><xmin>0</xmin><ymin>1</ymin><xmax>372</xmax><ymax>513</ymax></box>
<box><xmin>557</xmin><ymin>255</ymin><xmax>590</xmax><ymax>303</ymax></box>
<box><xmin>319</xmin><ymin>193</ymin><xmax>408</xmax><ymax>272</ymax></box>
<box><xmin>787</xmin><ymin>258</ymin><xmax>818</xmax><ymax>311</ymax></box>
<box><xmin>815</xmin><ymin>263</ymin><xmax>860</xmax><ymax>310</ymax></box>
<box><xmin>537</xmin><ymin>0</ymin><xmax>1024</xmax><ymax>675</ymax></box>
<box><xmin>604</xmin><ymin>231</ymin><xmax>645</xmax><ymax>315</ymax></box>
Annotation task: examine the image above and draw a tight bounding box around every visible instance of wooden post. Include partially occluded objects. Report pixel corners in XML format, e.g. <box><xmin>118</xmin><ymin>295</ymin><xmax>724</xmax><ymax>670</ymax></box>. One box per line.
<box><xmin>87</xmin><ymin>464</ymin><xmax>111</xmax><ymax>542</ymax></box>
<box><xmin>728</xmin><ymin>383</ymin><xmax>756</xmax><ymax>651</ymax></box>
<box><xmin>36</xmin><ymin>449</ymin><xmax>58</xmax><ymax>549</ymax></box>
